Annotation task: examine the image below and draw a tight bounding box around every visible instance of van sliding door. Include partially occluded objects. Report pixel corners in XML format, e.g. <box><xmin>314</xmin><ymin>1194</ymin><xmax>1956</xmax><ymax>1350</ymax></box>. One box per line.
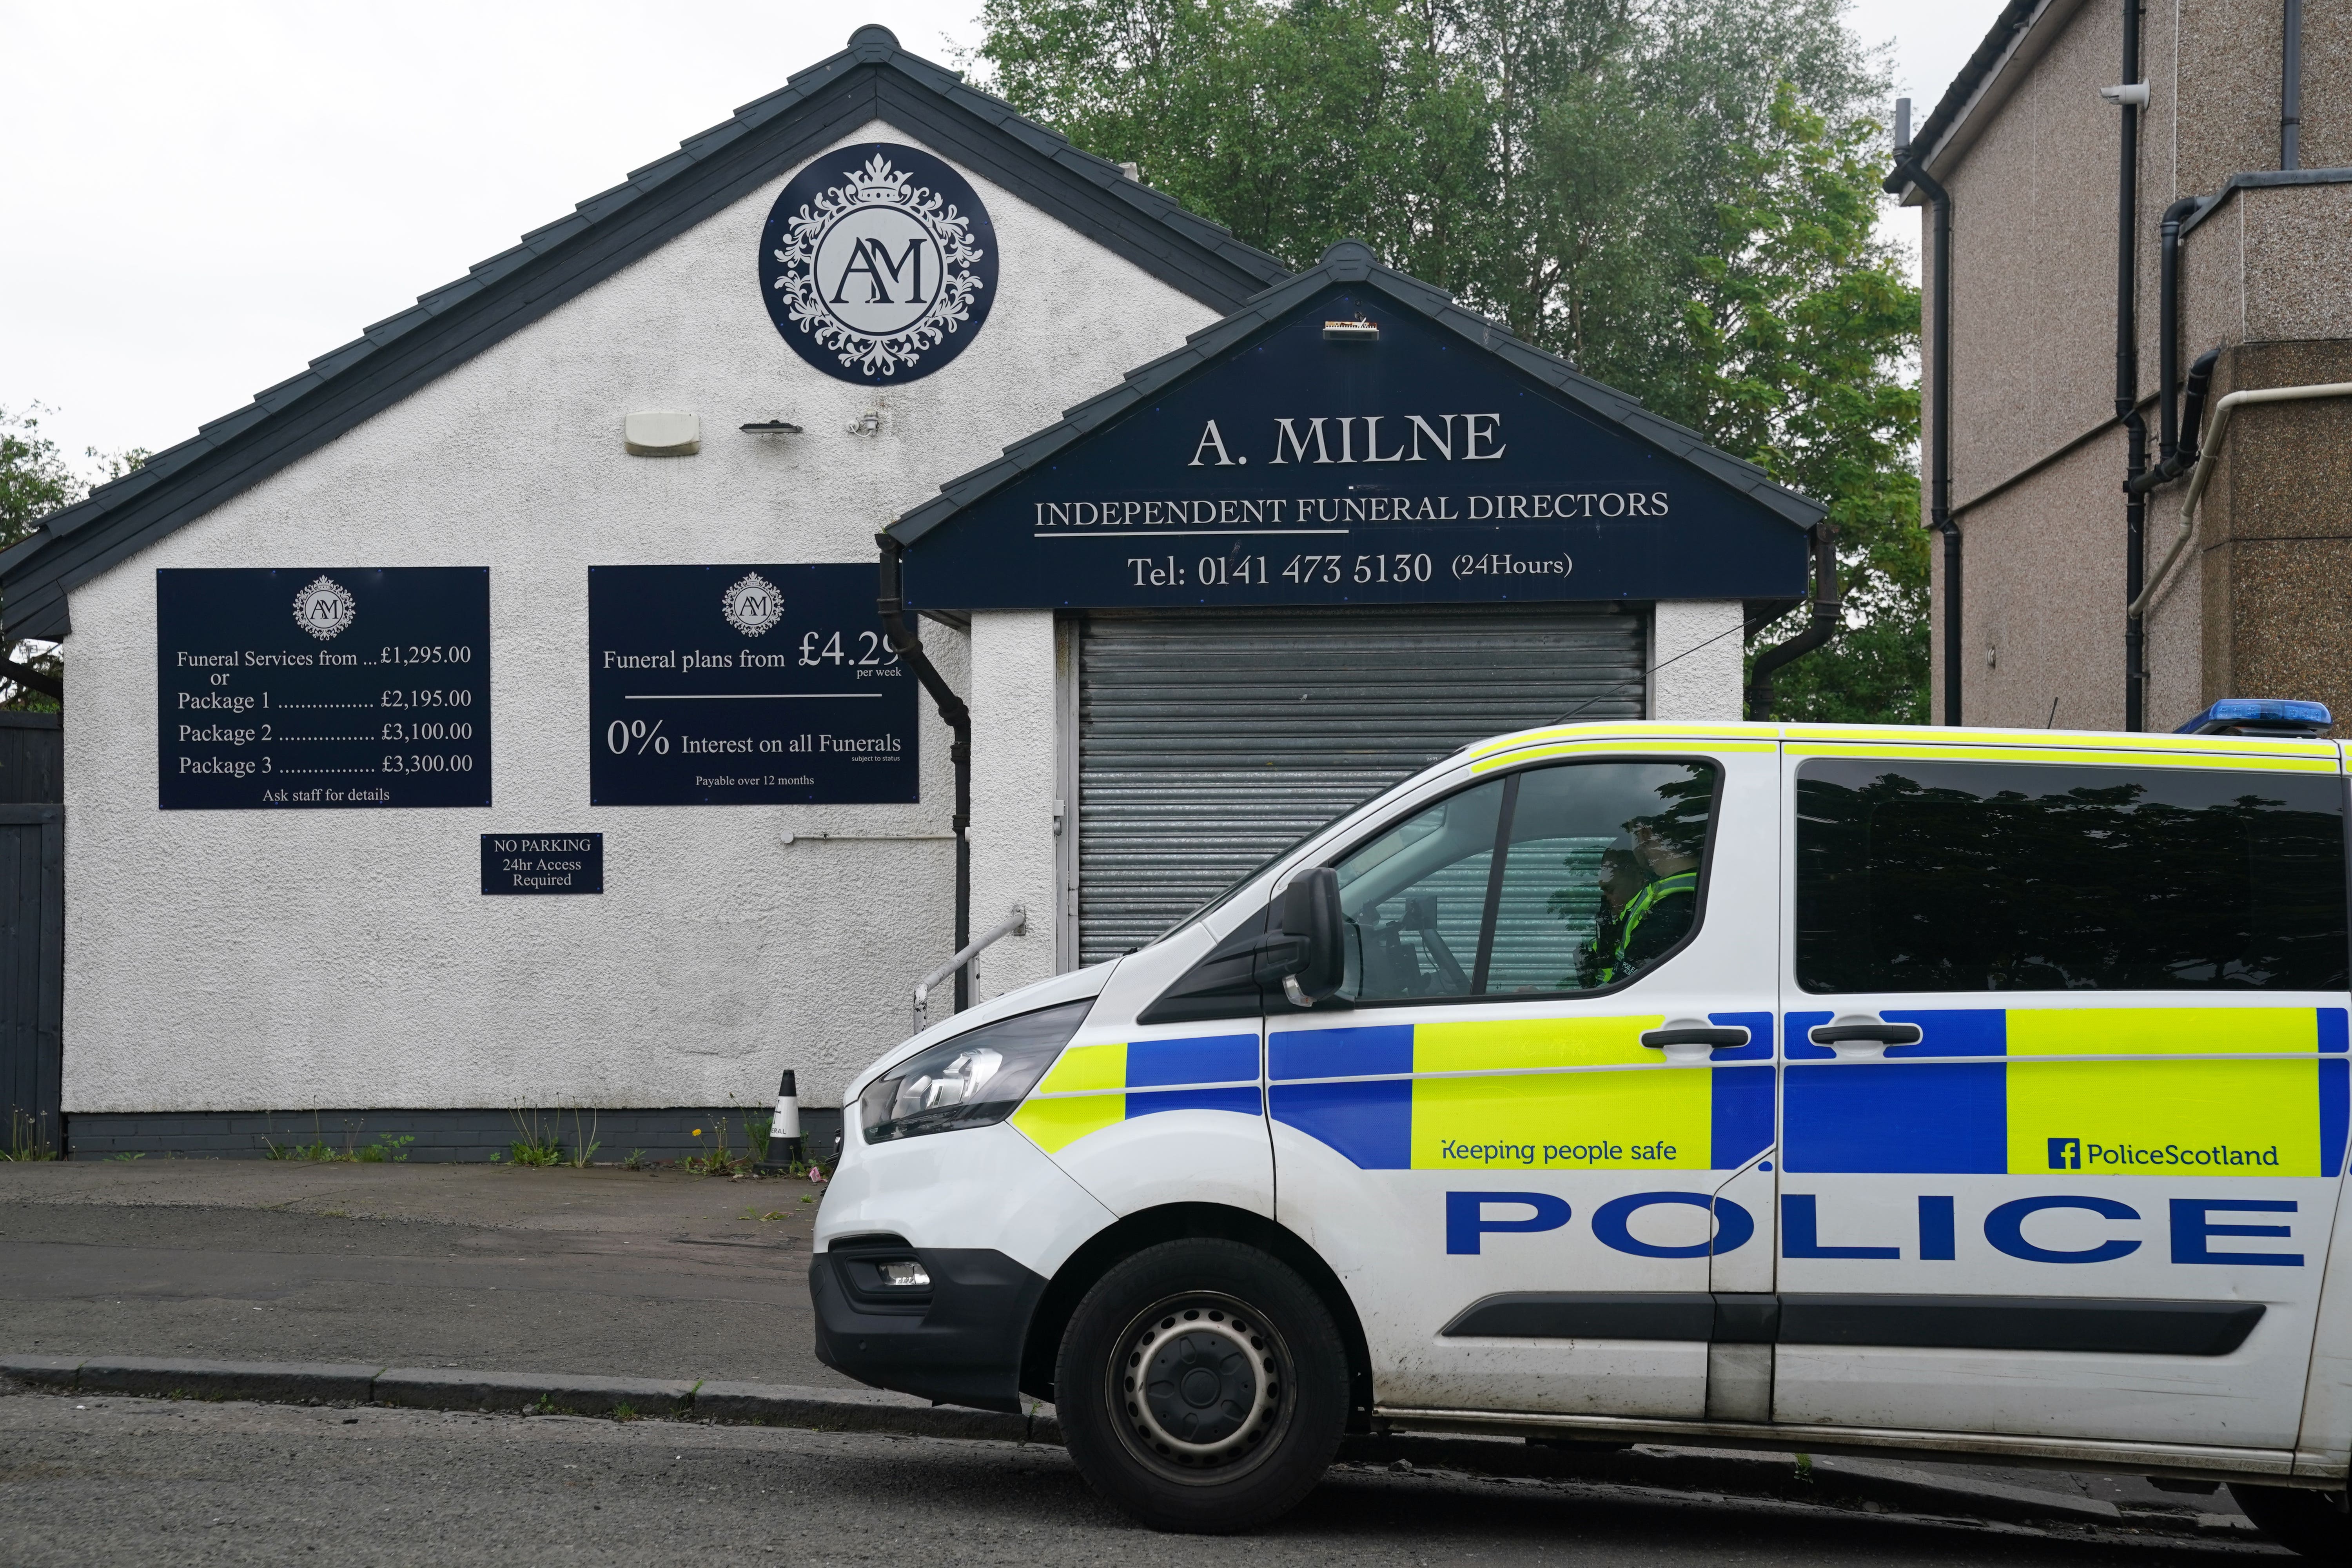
<box><xmin>1774</xmin><ymin>737</ymin><xmax>2349</xmax><ymax>1452</ymax></box>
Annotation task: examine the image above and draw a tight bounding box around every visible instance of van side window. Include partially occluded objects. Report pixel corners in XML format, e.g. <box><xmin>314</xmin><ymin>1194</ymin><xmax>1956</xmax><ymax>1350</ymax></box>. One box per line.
<box><xmin>1796</xmin><ymin>760</ymin><xmax>2350</xmax><ymax>993</ymax></box>
<box><xmin>1334</xmin><ymin>760</ymin><xmax>1720</xmax><ymax>1002</ymax></box>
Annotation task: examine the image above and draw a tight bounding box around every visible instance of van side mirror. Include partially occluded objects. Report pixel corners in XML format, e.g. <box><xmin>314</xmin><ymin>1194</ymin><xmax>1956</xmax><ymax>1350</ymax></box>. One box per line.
<box><xmin>1261</xmin><ymin>867</ymin><xmax>1344</xmax><ymax>1007</ymax></box>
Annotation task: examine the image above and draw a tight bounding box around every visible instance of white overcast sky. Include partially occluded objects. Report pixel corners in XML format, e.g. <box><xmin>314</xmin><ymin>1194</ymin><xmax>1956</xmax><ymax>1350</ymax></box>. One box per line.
<box><xmin>0</xmin><ymin>0</ymin><xmax>2004</xmax><ymax>468</ymax></box>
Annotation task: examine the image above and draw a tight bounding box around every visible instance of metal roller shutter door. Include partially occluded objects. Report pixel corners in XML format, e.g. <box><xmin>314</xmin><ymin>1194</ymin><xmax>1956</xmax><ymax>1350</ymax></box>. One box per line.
<box><xmin>1076</xmin><ymin>606</ymin><xmax>1647</xmax><ymax>965</ymax></box>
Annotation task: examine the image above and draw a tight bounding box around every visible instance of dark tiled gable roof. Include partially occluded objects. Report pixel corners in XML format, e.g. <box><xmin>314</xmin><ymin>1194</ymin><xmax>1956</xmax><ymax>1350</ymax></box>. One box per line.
<box><xmin>1882</xmin><ymin>0</ymin><xmax>2041</xmax><ymax>198</ymax></box>
<box><xmin>890</xmin><ymin>240</ymin><xmax>1824</xmax><ymax>545</ymax></box>
<box><xmin>0</xmin><ymin>25</ymin><xmax>1290</xmax><ymax>642</ymax></box>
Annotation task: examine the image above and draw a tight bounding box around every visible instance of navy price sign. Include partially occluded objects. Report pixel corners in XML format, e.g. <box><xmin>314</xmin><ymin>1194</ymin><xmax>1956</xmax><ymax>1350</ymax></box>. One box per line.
<box><xmin>157</xmin><ymin>567</ymin><xmax>491</xmax><ymax>810</ymax></box>
<box><xmin>588</xmin><ymin>564</ymin><xmax>917</xmax><ymax>805</ymax></box>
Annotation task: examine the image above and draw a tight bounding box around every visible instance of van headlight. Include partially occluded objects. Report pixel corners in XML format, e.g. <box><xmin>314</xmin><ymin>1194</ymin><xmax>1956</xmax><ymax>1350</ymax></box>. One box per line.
<box><xmin>858</xmin><ymin>998</ymin><xmax>1093</xmax><ymax>1144</ymax></box>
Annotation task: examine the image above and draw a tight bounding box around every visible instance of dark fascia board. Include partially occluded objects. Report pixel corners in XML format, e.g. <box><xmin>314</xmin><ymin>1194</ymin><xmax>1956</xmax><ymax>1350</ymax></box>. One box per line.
<box><xmin>0</xmin><ymin>27</ymin><xmax>1289</xmax><ymax>643</ymax></box>
<box><xmin>2179</xmin><ymin>167</ymin><xmax>2352</xmax><ymax>239</ymax></box>
<box><xmin>1883</xmin><ymin>0</ymin><xmax>2045</xmax><ymax>200</ymax></box>
<box><xmin>890</xmin><ymin>241</ymin><xmax>1823</xmax><ymax>546</ymax></box>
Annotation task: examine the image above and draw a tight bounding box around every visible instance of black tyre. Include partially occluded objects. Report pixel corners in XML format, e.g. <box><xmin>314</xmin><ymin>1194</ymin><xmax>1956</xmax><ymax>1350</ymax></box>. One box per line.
<box><xmin>1055</xmin><ymin>1238</ymin><xmax>1349</xmax><ymax>1533</ymax></box>
<box><xmin>2230</xmin><ymin>1483</ymin><xmax>2350</xmax><ymax>1559</ymax></box>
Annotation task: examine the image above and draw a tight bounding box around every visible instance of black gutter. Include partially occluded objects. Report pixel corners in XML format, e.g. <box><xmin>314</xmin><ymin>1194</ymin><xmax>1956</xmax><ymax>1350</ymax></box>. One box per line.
<box><xmin>1745</xmin><ymin>524</ymin><xmax>1842</xmax><ymax>720</ymax></box>
<box><xmin>1886</xmin><ymin>149</ymin><xmax>1956</xmax><ymax>724</ymax></box>
<box><xmin>877</xmin><ymin>534</ymin><xmax>973</xmax><ymax>1014</ymax></box>
<box><xmin>2118</xmin><ymin>0</ymin><xmax>2147</xmax><ymax>731</ymax></box>
<box><xmin>1893</xmin><ymin>0</ymin><xmax>2042</xmax><ymax>197</ymax></box>
<box><xmin>0</xmin><ymin>35</ymin><xmax>1295</xmax><ymax>646</ymax></box>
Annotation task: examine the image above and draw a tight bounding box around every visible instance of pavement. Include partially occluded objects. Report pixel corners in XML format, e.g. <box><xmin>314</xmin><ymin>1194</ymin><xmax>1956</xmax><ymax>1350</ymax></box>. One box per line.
<box><xmin>0</xmin><ymin>1158</ymin><xmax>846</xmax><ymax>1385</ymax></box>
<box><xmin>0</xmin><ymin>1161</ymin><xmax>2299</xmax><ymax>1554</ymax></box>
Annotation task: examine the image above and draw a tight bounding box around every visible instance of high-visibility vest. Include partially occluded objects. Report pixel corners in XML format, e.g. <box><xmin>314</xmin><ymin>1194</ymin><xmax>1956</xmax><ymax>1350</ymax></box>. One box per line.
<box><xmin>1586</xmin><ymin>869</ymin><xmax>1699</xmax><ymax>987</ymax></box>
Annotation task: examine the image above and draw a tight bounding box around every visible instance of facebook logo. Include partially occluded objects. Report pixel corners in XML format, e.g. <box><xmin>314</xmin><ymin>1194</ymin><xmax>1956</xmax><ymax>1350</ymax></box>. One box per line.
<box><xmin>2048</xmin><ymin>1137</ymin><xmax>2082</xmax><ymax>1171</ymax></box>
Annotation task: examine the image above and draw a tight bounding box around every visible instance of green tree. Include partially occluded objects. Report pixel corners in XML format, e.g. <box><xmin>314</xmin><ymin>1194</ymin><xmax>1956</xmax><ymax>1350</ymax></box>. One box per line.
<box><xmin>976</xmin><ymin>0</ymin><xmax>1924</xmax><ymax>719</ymax></box>
<box><xmin>0</xmin><ymin>405</ymin><xmax>145</xmax><ymax>710</ymax></box>
<box><xmin>1688</xmin><ymin>85</ymin><xmax>1925</xmax><ymax>723</ymax></box>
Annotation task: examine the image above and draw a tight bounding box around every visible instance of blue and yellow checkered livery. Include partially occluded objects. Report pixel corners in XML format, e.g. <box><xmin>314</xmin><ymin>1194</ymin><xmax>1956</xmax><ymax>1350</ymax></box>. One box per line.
<box><xmin>1782</xmin><ymin>1007</ymin><xmax>2352</xmax><ymax>1176</ymax></box>
<box><xmin>1009</xmin><ymin>1017</ymin><xmax>1773</xmax><ymax>1167</ymax></box>
<box><xmin>1265</xmin><ymin>1014</ymin><xmax>1773</xmax><ymax>1171</ymax></box>
<box><xmin>1011</xmin><ymin>1033</ymin><xmax>1263</xmax><ymax>1153</ymax></box>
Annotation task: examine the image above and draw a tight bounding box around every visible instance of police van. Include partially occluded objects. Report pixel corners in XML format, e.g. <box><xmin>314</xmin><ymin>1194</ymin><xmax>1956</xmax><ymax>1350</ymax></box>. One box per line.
<box><xmin>812</xmin><ymin>706</ymin><xmax>2352</xmax><ymax>1549</ymax></box>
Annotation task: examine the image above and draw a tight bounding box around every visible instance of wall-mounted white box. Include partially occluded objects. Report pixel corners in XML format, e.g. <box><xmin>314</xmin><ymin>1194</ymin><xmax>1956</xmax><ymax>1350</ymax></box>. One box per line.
<box><xmin>622</xmin><ymin>410</ymin><xmax>700</xmax><ymax>456</ymax></box>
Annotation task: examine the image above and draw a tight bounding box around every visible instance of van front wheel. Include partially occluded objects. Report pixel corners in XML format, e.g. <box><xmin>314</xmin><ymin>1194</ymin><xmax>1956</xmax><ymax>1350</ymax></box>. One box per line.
<box><xmin>1056</xmin><ymin>1238</ymin><xmax>1348</xmax><ymax>1532</ymax></box>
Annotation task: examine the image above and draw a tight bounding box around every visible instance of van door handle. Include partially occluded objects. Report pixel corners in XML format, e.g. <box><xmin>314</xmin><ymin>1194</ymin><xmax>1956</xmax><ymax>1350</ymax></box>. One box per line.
<box><xmin>1641</xmin><ymin>1026</ymin><xmax>1751</xmax><ymax>1050</ymax></box>
<box><xmin>1809</xmin><ymin>1019</ymin><xmax>1922</xmax><ymax>1062</ymax></box>
<box><xmin>1808</xmin><ymin>1022</ymin><xmax>1923</xmax><ymax>1046</ymax></box>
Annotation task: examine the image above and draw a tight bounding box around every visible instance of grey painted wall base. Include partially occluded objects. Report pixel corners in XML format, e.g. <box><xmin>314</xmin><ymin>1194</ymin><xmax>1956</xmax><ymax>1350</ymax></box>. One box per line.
<box><xmin>62</xmin><ymin>1105</ymin><xmax>846</xmax><ymax>1164</ymax></box>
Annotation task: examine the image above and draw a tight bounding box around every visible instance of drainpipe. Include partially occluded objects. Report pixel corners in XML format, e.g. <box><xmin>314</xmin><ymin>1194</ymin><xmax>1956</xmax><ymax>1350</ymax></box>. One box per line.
<box><xmin>2127</xmin><ymin>194</ymin><xmax>2216</xmax><ymax>501</ymax></box>
<box><xmin>2129</xmin><ymin>341</ymin><xmax>2221</xmax><ymax>497</ymax></box>
<box><xmin>877</xmin><ymin>534</ymin><xmax>973</xmax><ymax>1014</ymax></box>
<box><xmin>2283</xmin><ymin>0</ymin><xmax>2304</xmax><ymax>169</ymax></box>
<box><xmin>1887</xmin><ymin>103</ymin><xmax>1957</xmax><ymax>724</ymax></box>
<box><xmin>2121</xmin><ymin>189</ymin><xmax>2222</xmax><ymax>707</ymax></box>
<box><xmin>2105</xmin><ymin>11</ymin><xmax>2150</xmax><ymax>729</ymax></box>
<box><xmin>1745</xmin><ymin>524</ymin><xmax>1841</xmax><ymax>721</ymax></box>
<box><xmin>2174</xmin><ymin>349</ymin><xmax>2218</xmax><ymax>471</ymax></box>
<box><xmin>2153</xmin><ymin>196</ymin><xmax>2203</xmax><ymax>468</ymax></box>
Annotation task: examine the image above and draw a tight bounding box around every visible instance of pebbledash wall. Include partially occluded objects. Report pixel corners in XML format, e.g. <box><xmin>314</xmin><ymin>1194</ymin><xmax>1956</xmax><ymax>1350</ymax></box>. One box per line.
<box><xmin>4</xmin><ymin>28</ymin><xmax>1814</xmax><ymax>1159</ymax></box>
<box><xmin>57</xmin><ymin>115</ymin><xmax>1205</xmax><ymax>1151</ymax></box>
<box><xmin>1895</xmin><ymin>0</ymin><xmax>2352</xmax><ymax>732</ymax></box>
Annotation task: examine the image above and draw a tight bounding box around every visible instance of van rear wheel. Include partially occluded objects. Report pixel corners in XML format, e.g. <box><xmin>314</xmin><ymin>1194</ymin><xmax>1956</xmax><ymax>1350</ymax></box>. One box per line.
<box><xmin>1056</xmin><ymin>1238</ymin><xmax>1347</xmax><ymax>1532</ymax></box>
<box><xmin>2229</xmin><ymin>1483</ymin><xmax>2349</xmax><ymax>1558</ymax></box>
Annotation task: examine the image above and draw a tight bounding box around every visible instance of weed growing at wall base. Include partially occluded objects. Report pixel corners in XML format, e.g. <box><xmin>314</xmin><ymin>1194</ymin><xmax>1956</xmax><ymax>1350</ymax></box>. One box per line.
<box><xmin>264</xmin><ymin>1130</ymin><xmax>412</xmax><ymax>1162</ymax></box>
<box><xmin>261</xmin><ymin>1114</ymin><xmax>413</xmax><ymax>1162</ymax></box>
<box><xmin>683</xmin><ymin>1113</ymin><xmax>774</xmax><ymax>1177</ymax></box>
<box><xmin>504</xmin><ymin>1108</ymin><xmax>565</xmax><ymax>1166</ymax></box>
<box><xmin>3</xmin><ymin>1109</ymin><xmax>60</xmax><ymax>1161</ymax></box>
<box><xmin>565</xmin><ymin>1107</ymin><xmax>600</xmax><ymax>1169</ymax></box>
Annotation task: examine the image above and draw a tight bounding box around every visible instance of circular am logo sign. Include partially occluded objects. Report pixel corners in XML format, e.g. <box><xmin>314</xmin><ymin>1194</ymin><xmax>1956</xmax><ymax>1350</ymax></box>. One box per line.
<box><xmin>759</xmin><ymin>142</ymin><xmax>996</xmax><ymax>384</ymax></box>
<box><xmin>292</xmin><ymin>575</ymin><xmax>356</xmax><ymax>641</ymax></box>
<box><xmin>720</xmin><ymin>572</ymin><xmax>783</xmax><ymax>637</ymax></box>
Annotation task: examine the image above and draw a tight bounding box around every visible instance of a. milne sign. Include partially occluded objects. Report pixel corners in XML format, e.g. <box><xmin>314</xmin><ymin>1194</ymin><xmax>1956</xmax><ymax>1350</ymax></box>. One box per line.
<box><xmin>897</xmin><ymin>286</ymin><xmax>1811</xmax><ymax>611</ymax></box>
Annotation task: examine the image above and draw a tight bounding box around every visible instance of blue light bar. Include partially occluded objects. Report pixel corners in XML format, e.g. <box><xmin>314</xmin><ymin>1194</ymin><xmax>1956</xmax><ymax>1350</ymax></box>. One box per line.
<box><xmin>2174</xmin><ymin>698</ymin><xmax>2334</xmax><ymax>737</ymax></box>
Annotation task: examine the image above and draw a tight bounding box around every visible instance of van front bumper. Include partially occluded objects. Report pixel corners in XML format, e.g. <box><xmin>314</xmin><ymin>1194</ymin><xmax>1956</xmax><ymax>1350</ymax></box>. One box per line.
<box><xmin>809</xmin><ymin>1241</ymin><xmax>1049</xmax><ymax>1413</ymax></box>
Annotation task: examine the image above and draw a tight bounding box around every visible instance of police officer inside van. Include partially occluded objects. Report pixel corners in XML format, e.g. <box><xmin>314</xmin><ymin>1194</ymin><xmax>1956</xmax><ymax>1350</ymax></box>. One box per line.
<box><xmin>1578</xmin><ymin>818</ymin><xmax>1699</xmax><ymax>988</ymax></box>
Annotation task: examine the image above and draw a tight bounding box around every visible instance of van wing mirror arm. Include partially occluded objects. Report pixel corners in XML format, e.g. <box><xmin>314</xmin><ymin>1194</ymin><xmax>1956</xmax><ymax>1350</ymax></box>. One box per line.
<box><xmin>1250</xmin><ymin>935</ymin><xmax>1308</xmax><ymax>988</ymax></box>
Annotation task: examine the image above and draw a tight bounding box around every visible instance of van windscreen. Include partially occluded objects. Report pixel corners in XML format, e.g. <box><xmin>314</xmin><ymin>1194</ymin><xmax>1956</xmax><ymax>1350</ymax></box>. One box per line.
<box><xmin>1796</xmin><ymin>760</ymin><xmax>2349</xmax><ymax>993</ymax></box>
